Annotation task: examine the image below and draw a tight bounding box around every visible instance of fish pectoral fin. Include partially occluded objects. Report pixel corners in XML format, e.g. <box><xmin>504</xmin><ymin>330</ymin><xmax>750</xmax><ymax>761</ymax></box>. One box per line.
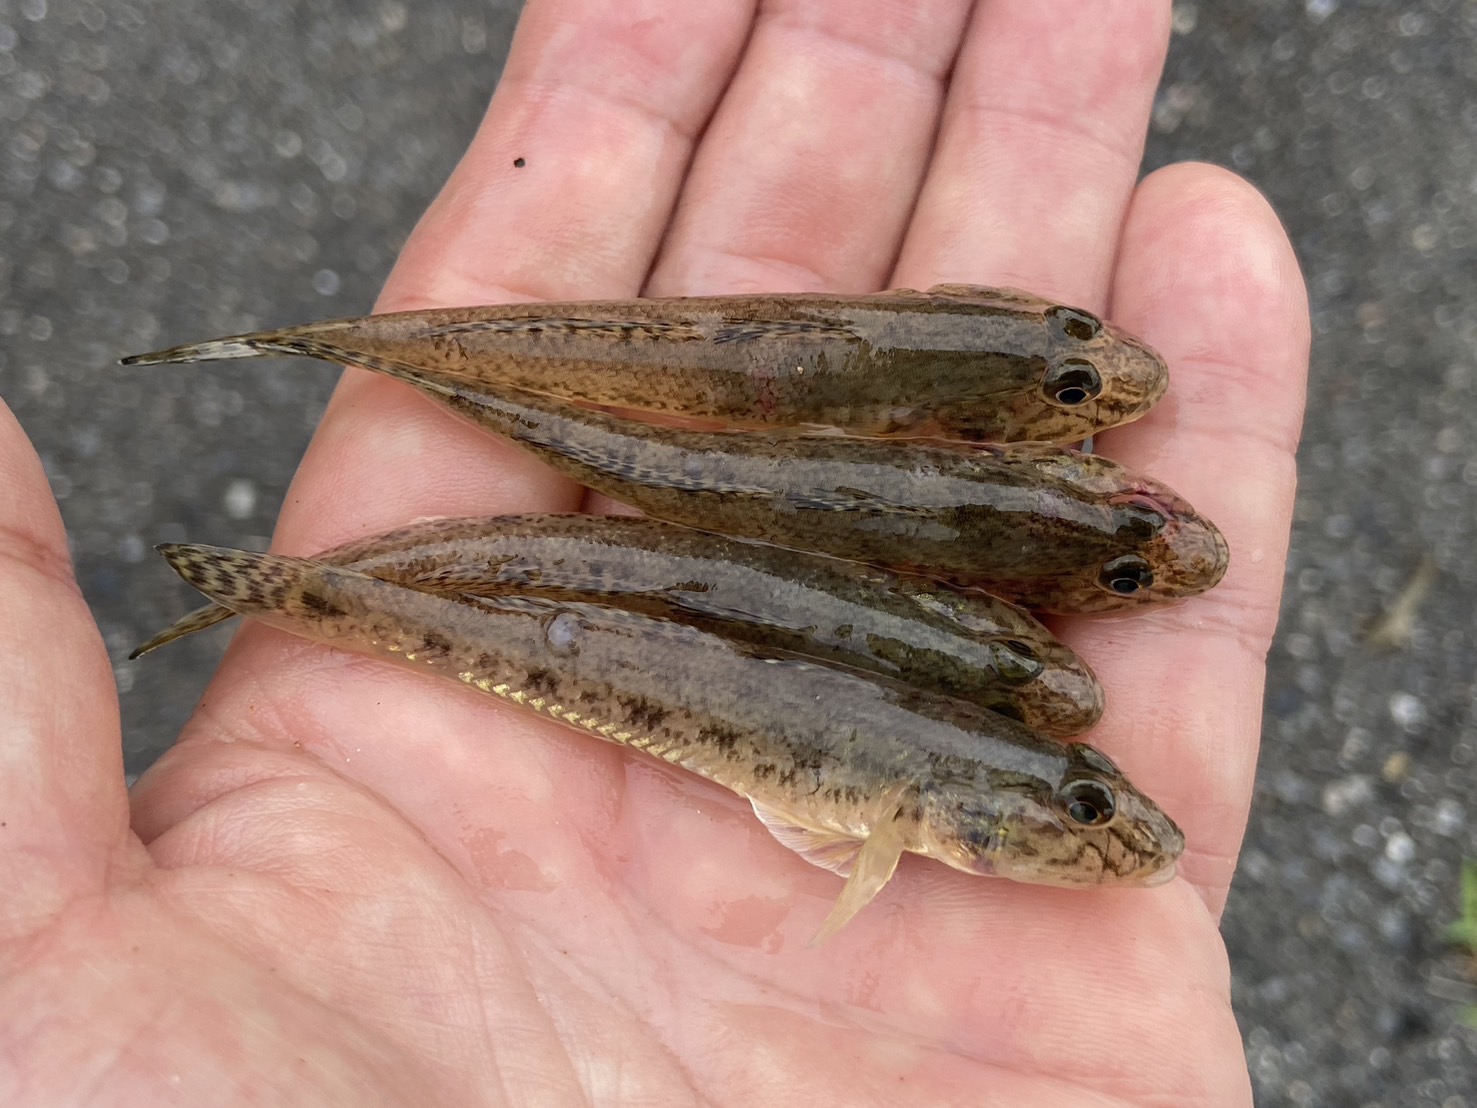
<box><xmin>809</xmin><ymin>817</ymin><xmax>908</xmax><ymax>947</ymax></box>
<box><xmin>809</xmin><ymin>785</ymin><xmax>909</xmax><ymax>951</ymax></box>
<box><xmin>748</xmin><ymin>794</ymin><xmax>908</xmax><ymax>944</ymax></box>
<box><xmin>750</xmin><ymin>800</ymin><xmax>863</xmax><ymax>876</ymax></box>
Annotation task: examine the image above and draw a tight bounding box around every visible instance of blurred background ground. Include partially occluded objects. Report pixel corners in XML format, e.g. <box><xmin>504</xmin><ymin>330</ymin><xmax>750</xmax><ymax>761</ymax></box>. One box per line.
<box><xmin>2</xmin><ymin>1</ymin><xmax>1474</xmax><ymax>1103</ymax></box>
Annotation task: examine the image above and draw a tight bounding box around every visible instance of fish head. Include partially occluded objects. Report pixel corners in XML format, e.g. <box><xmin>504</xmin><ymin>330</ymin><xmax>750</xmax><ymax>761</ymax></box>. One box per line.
<box><xmin>921</xmin><ymin>742</ymin><xmax>1184</xmax><ymax>888</ymax></box>
<box><xmin>1020</xmin><ymin>473</ymin><xmax>1229</xmax><ymax>614</ymax></box>
<box><xmin>1011</xmin><ymin>660</ymin><xmax>1105</xmax><ymax>736</ymax></box>
<box><xmin>1094</xmin><ymin>478</ymin><xmax>1229</xmax><ymax>610</ymax></box>
<box><xmin>996</xmin><ymin>633</ymin><xmax>1105</xmax><ymax>734</ymax></box>
<box><xmin>949</xmin><ymin>447</ymin><xmax>1227</xmax><ymax>614</ymax></box>
<box><xmin>1039</xmin><ymin>306</ymin><xmax>1168</xmax><ymax>435</ymax></box>
<box><xmin>986</xmin><ymin>306</ymin><xmax>1169</xmax><ymax>443</ymax></box>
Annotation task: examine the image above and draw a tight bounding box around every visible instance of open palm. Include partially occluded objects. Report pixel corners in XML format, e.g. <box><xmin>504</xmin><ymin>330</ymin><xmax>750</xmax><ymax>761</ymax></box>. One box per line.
<box><xmin>1</xmin><ymin>3</ymin><xmax>1307</xmax><ymax>1104</ymax></box>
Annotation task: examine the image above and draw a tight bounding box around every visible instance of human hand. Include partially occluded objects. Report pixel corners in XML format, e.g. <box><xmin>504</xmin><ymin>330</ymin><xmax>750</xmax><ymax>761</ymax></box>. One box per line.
<box><xmin>1</xmin><ymin>3</ymin><xmax>1306</xmax><ymax>1104</ymax></box>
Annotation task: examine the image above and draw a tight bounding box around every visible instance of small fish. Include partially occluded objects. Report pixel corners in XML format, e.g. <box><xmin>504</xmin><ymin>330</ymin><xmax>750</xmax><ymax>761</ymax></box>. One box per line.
<box><xmin>409</xmin><ymin>373</ymin><xmax>1226</xmax><ymax>613</ymax></box>
<box><xmin>156</xmin><ymin>542</ymin><xmax>1185</xmax><ymax>941</ymax></box>
<box><xmin>121</xmin><ymin>340</ymin><xmax>1226</xmax><ymax>612</ymax></box>
<box><xmin>120</xmin><ymin>284</ymin><xmax>1168</xmax><ymax>444</ymax></box>
<box><xmin>131</xmin><ymin>514</ymin><xmax>1104</xmax><ymax>735</ymax></box>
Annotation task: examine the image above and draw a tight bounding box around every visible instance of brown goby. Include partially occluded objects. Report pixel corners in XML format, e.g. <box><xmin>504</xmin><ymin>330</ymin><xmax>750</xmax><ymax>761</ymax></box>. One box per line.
<box><xmin>120</xmin><ymin>284</ymin><xmax>1167</xmax><ymax>444</ymax></box>
<box><xmin>155</xmin><ymin>542</ymin><xmax>1185</xmax><ymax>943</ymax></box>
<box><xmin>120</xmin><ymin>352</ymin><xmax>1226</xmax><ymax>613</ymax></box>
<box><xmin>131</xmin><ymin>514</ymin><xmax>1105</xmax><ymax>736</ymax></box>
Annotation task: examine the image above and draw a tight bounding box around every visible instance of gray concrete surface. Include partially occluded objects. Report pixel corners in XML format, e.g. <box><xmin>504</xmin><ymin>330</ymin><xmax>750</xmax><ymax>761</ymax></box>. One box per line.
<box><xmin>2</xmin><ymin>0</ymin><xmax>1474</xmax><ymax>1103</ymax></box>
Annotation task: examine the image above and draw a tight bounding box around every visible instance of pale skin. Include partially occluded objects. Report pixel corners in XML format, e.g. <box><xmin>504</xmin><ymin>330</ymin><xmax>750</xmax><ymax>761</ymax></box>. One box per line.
<box><xmin>0</xmin><ymin>2</ymin><xmax>1307</xmax><ymax>1105</ymax></box>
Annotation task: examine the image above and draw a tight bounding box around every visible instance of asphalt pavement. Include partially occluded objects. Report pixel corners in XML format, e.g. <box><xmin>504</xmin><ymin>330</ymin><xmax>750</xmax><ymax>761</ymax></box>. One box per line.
<box><xmin>2</xmin><ymin>2</ymin><xmax>1474</xmax><ymax>1103</ymax></box>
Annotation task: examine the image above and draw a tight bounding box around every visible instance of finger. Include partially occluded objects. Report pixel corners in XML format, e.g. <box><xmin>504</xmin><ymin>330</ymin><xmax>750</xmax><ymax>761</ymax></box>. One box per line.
<box><xmin>274</xmin><ymin>0</ymin><xmax>758</xmax><ymax>556</ymax></box>
<box><xmin>646</xmin><ymin>0</ymin><xmax>973</xmax><ymax>296</ymax></box>
<box><xmin>0</xmin><ymin>402</ymin><xmax>138</xmax><ymax>934</ymax></box>
<box><xmin>894</xmin><ymin>0</ymin><xmax>1172</xmax><ymax>306</ymax></box>
<box><xmin>1068</xmin><ymin>163</ymin><xmax>1310</xmax><ymax>915</ymax></box>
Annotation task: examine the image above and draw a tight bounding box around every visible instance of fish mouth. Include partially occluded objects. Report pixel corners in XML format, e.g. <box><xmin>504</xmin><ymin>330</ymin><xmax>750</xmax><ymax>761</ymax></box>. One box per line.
<box><xmin>966</xmin><ymin>842</ymin><xmax>1179</xmax><ymax>889</ymax></box>
<box><xmin>1100</xmin><ymin>329</ymin><xmax>1169</xmax><ymax>418</ymax></box>
<box><xmin>1118</xmin><ymin>369</ymin><xmax>1169</xmax><ymax>422</ymax></box>
<box><xmin>1139</xmin><ymin>859</ymin><xmax>1179</xmax><ymax>887</ymax></box>
<box><xmin>1156</xmin><ymin>513</ymin><xmax>1230</xmax><ymax>597</ymax></box>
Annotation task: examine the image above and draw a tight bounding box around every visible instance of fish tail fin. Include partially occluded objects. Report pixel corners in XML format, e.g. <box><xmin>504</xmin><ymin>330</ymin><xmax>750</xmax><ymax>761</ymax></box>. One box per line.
<box><xmin>808</xmin><ymin>786</ymin><xmax>913</xmax><ymax>946</ymax></box>
<box><xmin>129</xmin><ymin>600</ymin><xmax>237</xmax><ymax>658</ymax></box>
<box><xmin>120</xmin><ymin>315</ymin><xmax>382</xmax><ymax>371</ymax></box>
<box><xmin>120</xmin><ymin>329</ymin><xmax>458</xmax><ymax>399</ymax></box>
<box><xmin>119</xmin><ymin>334</ymin><xmax>314</xmax><ymax>366</ymax></box>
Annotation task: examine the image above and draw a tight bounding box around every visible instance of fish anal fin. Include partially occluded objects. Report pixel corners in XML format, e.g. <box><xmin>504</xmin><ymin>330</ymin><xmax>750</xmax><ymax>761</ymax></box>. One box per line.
<box><xmin>809</xmin><ymin>785</ymin><xmax>914</xmax><ymax>946</ymax></box>
<box><xmin>750</xmin><ymin>799</ymin><xmax>862</xmax><ymax>876</ymax></box>
<box><xmin>129</xmin><ymin>601</ymin><xmax>237</xmax><ymax>659</ymax></box>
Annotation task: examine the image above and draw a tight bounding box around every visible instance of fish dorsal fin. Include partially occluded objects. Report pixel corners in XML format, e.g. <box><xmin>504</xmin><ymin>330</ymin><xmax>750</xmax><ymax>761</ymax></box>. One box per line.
<box><xmin>750</xmin><ymin>799</ymin><xmax>863</xmax><ymax>876</ymax></box>
<box><xmin>809</xmin><ymin>785</ymin><xmax>914</xmax><ymax>946</ymax></box>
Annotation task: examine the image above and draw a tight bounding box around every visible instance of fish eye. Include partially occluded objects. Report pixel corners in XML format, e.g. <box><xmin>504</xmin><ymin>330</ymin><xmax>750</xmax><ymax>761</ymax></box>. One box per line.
<box><xmin>1043</xmin><ymin>359</ymin><xmax>1102</xmax><ymax>406</ymax></box>
<box><xmin>1060</xmin><ymin>778</ymin><xmax>1117</xmax><ymax>827</ymax></box>
<box><xmin>1098</xmin><ymin>555</ymin><xmax>1154</xmax><ymax>596</ymax></box>
<box><xmin>992</xmin><ymin>703</ymin><xmax>1025</xmax><ymax>723</ymax></box>
<box><xmin>1120</xmin><ymin>504</ymin><xmax>1167</xmax><ymax>542</ymax></box>
<box><xmin>993</xmin><ymin>640</ymin><xmax>1044</xmax><ymax>683</ymax></box>
<box><xmin>1072</xmin><ymin>743</ymin><xmax>1119</xmax><ymax>775</ymax></box>
<box><xmin>1046</xmin><ymin>305</ymin><xmax>1103</xmax><ymax>342</ymax></box>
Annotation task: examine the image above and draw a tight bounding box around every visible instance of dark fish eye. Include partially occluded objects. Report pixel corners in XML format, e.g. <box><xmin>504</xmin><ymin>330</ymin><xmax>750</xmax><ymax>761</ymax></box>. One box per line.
<box><xmin>1043</xmin><ymin>359</ymin><xmax>1102</xmax><ymax>406</ymax></box>
<box><xmin>992</xmin><ymin>703</ymin><xmax>1025</xmax><ymax>723</ymax></box>
<box><xmin>1099</xmin><ymin>555</ymin><xmax>1154</xmax><ymax>596</ymax></box>
<box><xmin>993</xmin><ymin>640</ymin><xmax>1044</xmax><ymax>683</ymax></box>
<box><xmin>1119</xmin><ymin>504</ymin><xmax>1167</xmax><ymax>542</ymax></box>
<box><xmin>1046</xmin><ymin>305</ymin><xmax>1103</xmax><ymax>342</ymax></box>
<box><xmin>1060</xmin><ymin>777</ymin><xmax>1117</xmax><ymax>827</ymax></box>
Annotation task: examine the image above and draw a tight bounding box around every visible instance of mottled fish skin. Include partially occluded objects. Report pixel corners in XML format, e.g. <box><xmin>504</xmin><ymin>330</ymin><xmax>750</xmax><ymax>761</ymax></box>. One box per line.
<box><xmin>121</xmin><ymin>330</ymin><xmax>1226</xmax><ymax>610</ymax></box>
<box><xmin>156</xmin><ymin>543</ymin><xmax>1184</xmax><ymax>936</ymax></box>
<box><xmin>120</xmin><ymin>284</ymin><xmax>1168</xmax><ymax>444</ymax></box>
<box><xmin>389</xmin><ymin>373</ymin><xmax>1227</xmax><ymax>614</ymax></box>
<box><xmin>131</xmin><ymin>514</ymin><xmax>1104</xmax><ymax>736</ymax></box>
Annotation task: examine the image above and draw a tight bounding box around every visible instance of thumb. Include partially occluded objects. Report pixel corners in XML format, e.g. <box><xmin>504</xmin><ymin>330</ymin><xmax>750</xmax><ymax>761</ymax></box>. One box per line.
<box><xmin>0</xmin><ymin>399</ymin><xmax>135</xmax><ymax>938</ymax></box>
